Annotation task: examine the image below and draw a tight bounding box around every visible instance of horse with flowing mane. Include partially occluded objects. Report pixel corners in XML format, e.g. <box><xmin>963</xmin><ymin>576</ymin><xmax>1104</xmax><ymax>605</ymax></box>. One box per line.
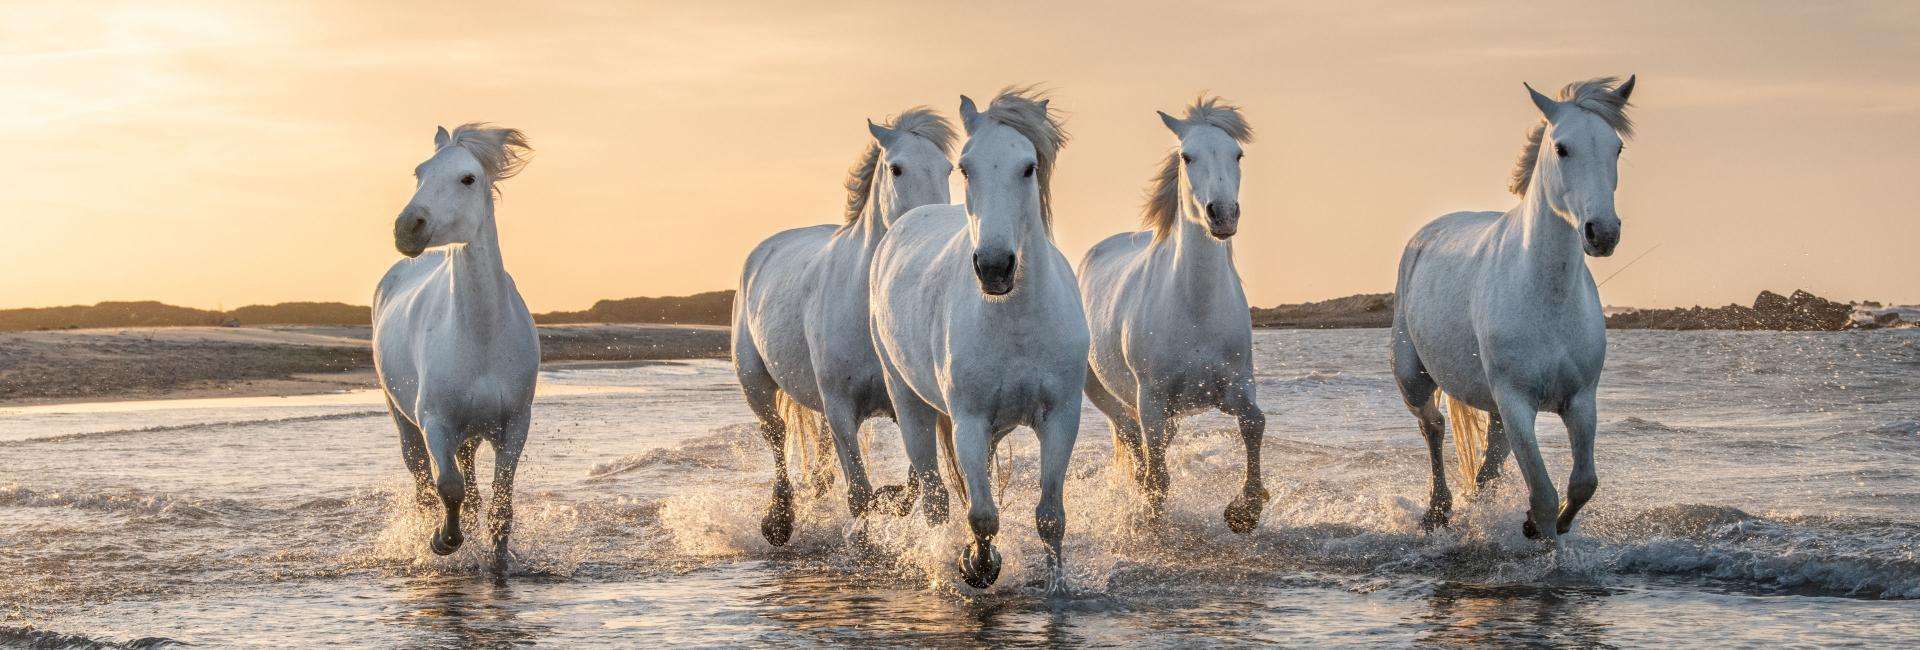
<box><xmin>1391</xmin><ymin>76</ymin><xmax>1636</xmax><ymax>547</ymax></box>
<box><xmin>373</xmin><ymin>124</ymin><xmax>540</xmax><ymax>573</ymax></box>
<box><xmin>732</xmin><ymin>108</ymin><xmax>957</xmax><ymax>545</ymax></box>
<box><xmin>870</xmin><ymin>87</ymin><xmax>1086</xmax><ymax>590</ymax></box>
<box><xmin>1079</xmin><ymin>97</ymin><xmax>1270</xmax><ymax>533</ymax></box>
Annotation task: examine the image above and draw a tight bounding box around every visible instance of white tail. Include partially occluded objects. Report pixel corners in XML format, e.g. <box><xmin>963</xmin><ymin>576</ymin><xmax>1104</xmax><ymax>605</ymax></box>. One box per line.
<box><xmin>1437</xmin><ymin>389</ymin><xmax>1492</xmax><ymax>493</ymax></box>
<box><xmin>775</xmin><ymin>390</ymin><xmax>836</xmax><ymax>496</ymax></box>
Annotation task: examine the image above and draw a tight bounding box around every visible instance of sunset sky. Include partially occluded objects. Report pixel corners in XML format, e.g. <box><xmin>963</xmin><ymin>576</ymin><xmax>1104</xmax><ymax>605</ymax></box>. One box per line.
<box><xmin>5</xmin><ymin>1</ymin><xmax>1917</xmax><ymax>312</ymax></box>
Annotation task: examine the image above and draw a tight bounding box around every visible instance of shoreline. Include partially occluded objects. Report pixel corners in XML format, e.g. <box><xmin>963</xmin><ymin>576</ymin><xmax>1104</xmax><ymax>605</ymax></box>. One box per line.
<box><xmin>0</xmin><ymin>324</ymin><xmax>727</xmax><ymax>408</ymax></box>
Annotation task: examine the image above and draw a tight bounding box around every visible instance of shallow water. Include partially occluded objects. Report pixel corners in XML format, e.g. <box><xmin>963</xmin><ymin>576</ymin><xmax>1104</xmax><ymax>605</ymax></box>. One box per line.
<box><xmin>3</xmin><ymin>330</ymin><xmax>1917</xmax><ymax>646</ymax></box>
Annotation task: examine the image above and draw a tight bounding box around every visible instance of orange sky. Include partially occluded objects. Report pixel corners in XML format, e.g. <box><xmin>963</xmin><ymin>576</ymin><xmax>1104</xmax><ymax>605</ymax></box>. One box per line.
<box><xmin>4</xmin><ymin>1</ymin><xmax>1918</xmax><ymax>311</ymax></box>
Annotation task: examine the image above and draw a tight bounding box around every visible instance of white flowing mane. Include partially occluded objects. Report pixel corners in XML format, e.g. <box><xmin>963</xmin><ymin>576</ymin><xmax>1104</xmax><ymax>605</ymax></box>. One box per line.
<box><xmin>1143</xmin><ymin>96</ymin><xmax>1254</xmax><ymax>240</ymax></box>
<box><xmin>972</xmin><ymin>86</ymin><xmax>1070</xmax><ymax>233</ymax></box>
<box><xmin>1508</xmin><ymin>77</ymin><xmax>1635</xmax><ymax>196</ymax></box>
<box><xmin>444</xmin><ymin>123</ymin><xmax>532</xmax><ymax>195</ymax></box>
<box><xmin>843</xmin><ymin>107</ymin><xmax>957</xmax><ymax>224</ymax></box>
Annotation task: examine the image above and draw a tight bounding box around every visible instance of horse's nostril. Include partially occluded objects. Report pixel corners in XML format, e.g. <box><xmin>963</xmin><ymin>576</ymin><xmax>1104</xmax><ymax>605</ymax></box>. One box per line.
<box><xmin>1584</xmin><ymin>222</ymin><xmax>1597</xmax><ymax>242</ymax></box>
<box><xmin>412</xmin><ymin>218</ymin><xmax>427</xmax><ymax>233</ymax></box>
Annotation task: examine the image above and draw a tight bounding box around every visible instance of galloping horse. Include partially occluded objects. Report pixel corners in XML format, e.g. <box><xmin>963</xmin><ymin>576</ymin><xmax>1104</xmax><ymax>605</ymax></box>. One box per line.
<box><xmin>870</xmin><ymin>88</ymin><xmax>1086</xmax><ymax>589</ymax></box>
<box><xmin>1080</xmin><ymin>97</ymin><xmax>1269</xmax><ymax>533</ymax></box>
<box><xmin>373</xmin><ymin>124</ymin><xmax>540</xmax><ymax>572</ymax></box>
<box><xmin>1392</xmin><ymin>76</ymin><xmax>1636</xmax><ymax>546</ymax></box>
<box><xmin>733</xmin><ymin>108</ymin><xmax>956</xmax><ymax>545</ymax></box>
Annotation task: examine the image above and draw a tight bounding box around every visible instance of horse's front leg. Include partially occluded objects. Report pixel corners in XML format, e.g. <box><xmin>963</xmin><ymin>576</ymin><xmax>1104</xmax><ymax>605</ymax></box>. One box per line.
<box><xmin>953</xmin><ymin>416</ymin><xmax>1002</xmax><ymax>589</ymax></box>
<box><xmin>421</xmin><ymin>414</ymin><xmax>467</xmax><ymax>556</ymax></box>
<box><xmin>1134</xmin><ymin>388</ymin><xmax>1174</xmax><ymax>517</ymax></box>
<box><xmin>1491</xmin><ymin>388</ymin><xmax>1557</xmax><ymax>545</ymax></box>
<box><xmin>1035</xmin><ymin>402</ymin><xmax>1081</xmax><ymax>592</ymax></box>
<box><xmin>1220</xmin><ymin>381</ymin><xmax>1270</xmax><ymax>534</ymax></box>
<box><xmin>1556</xmin><ymin>392</ymin><xmax>1599</xmax><ymax>535</ymax></box>
<box><xmin>487</xmin><ymin>411</ymin><xmax>530</xmax><ymax>574</ymax></box>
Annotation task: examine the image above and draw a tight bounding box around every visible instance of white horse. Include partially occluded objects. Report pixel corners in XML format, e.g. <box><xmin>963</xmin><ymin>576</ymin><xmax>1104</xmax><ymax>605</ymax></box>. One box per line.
<box><xmin>732</xmin><ymin>108</ymin><xmax>957</xmax><ymax>545</ymax></box>
<box><xmin>1392</xmin><ymin>76</ymin><xmax>1635</xmax><ymax>546</ymax></box>
<box><xmin>373</xmin><ymin>124</ymin><xmax>540</xmax><ymax>572</ymax></box>
<box><xmin>1080</xmin><ymin>97</ymin><xmax>1268</xmax><ymax>533</ymax></box>
<box><xmin>871</xmin><ymin>88</ymin><xmax>1086</xmax><ymax>589</ymax></box>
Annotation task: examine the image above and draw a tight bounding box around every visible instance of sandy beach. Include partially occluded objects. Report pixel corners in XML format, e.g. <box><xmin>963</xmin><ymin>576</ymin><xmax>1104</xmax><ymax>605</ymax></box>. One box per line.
<box><xmin>0</xmin><ymin>323</ymin><xmax>728</xmax><ymax>406</ymax></box>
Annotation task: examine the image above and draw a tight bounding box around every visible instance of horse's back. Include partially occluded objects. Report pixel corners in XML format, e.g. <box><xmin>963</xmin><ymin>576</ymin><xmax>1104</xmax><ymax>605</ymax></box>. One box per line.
<box><xmin>735</xmin><ymin>223</ymin><xmax>837</xmax><ymax>407</ymax></box>
<box><xmin>1393</xmin><ymin>211</ymin><xmax>1504</xmax><ymax>407</ymax></box>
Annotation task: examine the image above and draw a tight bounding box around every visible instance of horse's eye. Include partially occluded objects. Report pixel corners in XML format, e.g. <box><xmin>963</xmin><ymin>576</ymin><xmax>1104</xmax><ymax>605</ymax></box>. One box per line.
<box><xmin>461</xmin><ymin>174</ymin><xmax>476</xmax><ymax>186</ymax></box>
<box><xmin>958</xmin><ymin>165</ymin><xmax>969</xmax><ymax>179</ymax></box>
<box><xmin>890</xmin><ymin>164</ymin><xmax>902</xmax><ymax>177</ymax></box>
<box><xmin>1554</xmin><ymin>143</ymin><xmax>1569</xmax><ymax>158</ymax></box>
<box><xmin>1236</xmin><ymin>152</ymin><xmax>1245</xmax><ymax>161</ymax></box>
<box><xmin>1181</xmin><ymin>153</ymin><xmax>1193</xmax><ymax>164</ymax></box>
<box><xmin>1023</xmin><ymin>163</ymin><xmax>1036</xmax><ymax>178</ymax></box>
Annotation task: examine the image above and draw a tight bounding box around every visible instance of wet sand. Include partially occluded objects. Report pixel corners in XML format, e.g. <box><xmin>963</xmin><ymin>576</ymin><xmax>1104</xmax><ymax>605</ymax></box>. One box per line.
<box><xmin>0</xmin><ymin>323</ymin><xmax>728</xmax><ymax>406</ymax></box>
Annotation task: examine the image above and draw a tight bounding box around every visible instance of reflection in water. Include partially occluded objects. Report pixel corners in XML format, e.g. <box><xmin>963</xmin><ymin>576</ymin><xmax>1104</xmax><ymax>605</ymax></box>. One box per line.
<box><xmin>390</xmin><ymin>577</ymin><xmax>554</xmax><ymax>647</ymax></box>
<box><xmin>1419</xmin><ymin>581</ymin><xmax>1613</xmax><ymax>647</ymax></box>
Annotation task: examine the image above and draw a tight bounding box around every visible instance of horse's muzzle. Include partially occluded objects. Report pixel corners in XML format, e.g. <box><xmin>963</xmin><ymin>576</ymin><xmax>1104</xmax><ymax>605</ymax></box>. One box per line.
<box><xmin>394</xmin><ymin>206</ymin><xmax>429</xmax><ymax>258</ymax></box>
<box><xmin>1582</xmin><ymin>219</ymin><xmax>1620</xmax><ymax>257</ymax></box>
<box><xmin>1206</xmin><ymin>202</ymin><xmax>1240</xmax><ymax>240</ymax></box>
<box><xmin>973</xmin><ymin>250</ymin><xmax>1016</xmax><ymax>296</ymax></box>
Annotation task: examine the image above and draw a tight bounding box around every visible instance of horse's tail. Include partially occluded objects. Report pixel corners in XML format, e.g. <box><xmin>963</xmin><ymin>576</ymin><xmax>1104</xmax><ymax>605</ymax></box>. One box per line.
<box><xmin>1437</xmin><ymin>388</ymin><xmax>1492</xmax><ymax>494</ymax></box>
<box><xmin>936</xmin><ymin>415</ymin><xmax>967</xmax><ymax>507</ymax></box>
<box><xmin>775</xmin><ymin>390</ymin><xmax>836</xmax><ymax>496</ymax></box>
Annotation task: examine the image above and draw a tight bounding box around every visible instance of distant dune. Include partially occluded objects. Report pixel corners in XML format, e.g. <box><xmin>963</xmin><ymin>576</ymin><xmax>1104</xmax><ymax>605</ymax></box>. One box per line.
<box><xmin>4</xmin><ymin>288</ymin><xmax>1906</xmax><ymax>334</ymax></box>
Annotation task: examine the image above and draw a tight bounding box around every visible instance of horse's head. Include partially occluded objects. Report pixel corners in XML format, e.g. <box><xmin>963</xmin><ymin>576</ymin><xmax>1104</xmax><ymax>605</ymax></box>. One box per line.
<box><xmin>1521</xmin><ymin>76</ymin><xmax>1635</xmax><ymax>257</ymax></box>
<box><xmin>1157</xmin><ymin>97</ymin><xmax>1252</xmax><ymax>240</ymax></box>
<box><xmin>395</xmin><ymin>124</ymin><xmax>530</xmax><ymax>258</ymax></box>
<box><xmin>866</xmin><ymin>109</ymin><xmax>955</xmax><ymax>223</ymax></box>
<box><xmin>956</xmin><ymin>89</ymin><xmax>1065</xmax><ymax>297</ymax></box>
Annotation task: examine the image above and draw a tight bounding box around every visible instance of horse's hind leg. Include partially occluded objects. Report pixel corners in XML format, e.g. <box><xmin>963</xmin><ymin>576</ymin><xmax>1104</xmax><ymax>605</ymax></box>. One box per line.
<box><xmin>1474</xmin><ymin>411</ymin><xmax>1511</xmax><ymax>490</ymax></box>
<box><xmin>735</xmin><ymin>340</ymin><xmax>794</xmax><ymax>546</ymax></box>
<box><xmin>1555</xmin><ymin>391</ymin><xmax>1599</xmax><ymax>535</ymax></box>
<box><xmin>487</xmin><ymin>410</ymin><xmax>530</xmax><ymax>574</ymax></box>
<box><xmin>1392</xmin><ymin>338</ymin><xmax>1452</xmax><ymax>530</ymax></box>
<box><xmin>821</xmin><ymin>396</ymin><xmax>879</xmax><ymax>517</ymax></box>
<box><xmin>1220</xmin><ymin>380</ymin><xmax>1270</xmax><ymax>534</ymax></box>
<box><xmin>390</xmin><ymin>404</ymin><xmax>435</xmax><ymax>509</ymax></box>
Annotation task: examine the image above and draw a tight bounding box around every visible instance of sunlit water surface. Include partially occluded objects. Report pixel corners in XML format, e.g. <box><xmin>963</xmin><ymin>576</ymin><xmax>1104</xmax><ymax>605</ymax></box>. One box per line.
<box><xmin>3</xmin><ymin>330</ymin><xmax>1917</xmax><ymax>646</ymax></box>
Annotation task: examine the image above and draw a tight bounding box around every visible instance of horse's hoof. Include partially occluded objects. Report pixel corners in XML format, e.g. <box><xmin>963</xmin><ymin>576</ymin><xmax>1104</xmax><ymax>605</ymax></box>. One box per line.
<box><xmin>872</xmin><ymin>485</ymin><xmax>914</xmax><ymax>517</ymax></box>
<box><xmin>761</xmin><ymin>508</ymin><xmax>794</xmax><ymax>547</ymax></box>
<box><xmin>1556</xmin><ymin>518</ymin><xmax>1575</xmax><ymax>536</ymax></box>
<box><xmin>1522</xmin><ymin>518</ymin><xmax>1541</xmax><ymax>540</ymax></box>
<box><xmin>430</xmin><ymin>530</ymin><xmax>463</xmax><ymax>556</ymax></box>
<box><xmin>1223</xmin><ymin>487</ymin><xmax>1270</xmax><ymax>534</ymax></box>
<box><xmin>957</xmin><ymin>542</ymin><xmax>1002</xmax><ymax>589</ymax></box>
<box><xmin>1421</xmin><ymin>508</ymin><xmax>1450</xmax><ymax>532</ymax></box>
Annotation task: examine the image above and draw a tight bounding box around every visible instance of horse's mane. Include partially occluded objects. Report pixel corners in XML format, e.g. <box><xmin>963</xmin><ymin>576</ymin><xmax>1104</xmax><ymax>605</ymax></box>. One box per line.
<box><xmin>444</xmin><ymin>123</ymin><xmax>532</xmax><ymax>196</ymax></box>
<box><xmin>844</xmin><ymin>107</ymin><xmax>958</xmax><ymax>224</ymax></box>
<box><xmin>1144</xmin><ymin>96</ymin><xmax>1254</xmax><ymax>240</ymax></box>
<box><xmin>1509</xmin><ymin>77</ymin><xmax>1635</xmax><ymax>196</ymax></box>
<box><xmin>971</xmin><ymin>86</ymin><xmax>1070</xmax><ymax>233</ymax></box>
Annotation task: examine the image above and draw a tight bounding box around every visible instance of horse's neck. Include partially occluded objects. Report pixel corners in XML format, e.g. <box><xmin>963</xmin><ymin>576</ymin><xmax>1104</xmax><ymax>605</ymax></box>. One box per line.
<box><xmin>981</xmin><ymin>208</ymin><xmax>1064</xmax><ymax>315</ymax></box>
<box><xmin>853</xmin><ymin>172</ymin><xmax>897</xmax><ymax>245</ymax></box>
<box><xmin>445</xmin><ymin>203</ymin><xmax>516</xmax><ymax>334</ymax></box>
<box><xmin>1149</xmin><ymin>192</ymin><xmax>1237</xmax><ymax>314</ymax></box>
<box><xmin>1503</xmin><ymin>183</ymin><xmax>1589</xmax><ymax>302</ymax></box>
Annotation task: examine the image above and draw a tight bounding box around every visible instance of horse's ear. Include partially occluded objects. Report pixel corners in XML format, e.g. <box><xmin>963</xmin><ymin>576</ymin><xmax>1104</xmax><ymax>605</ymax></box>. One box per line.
<box><xmin>1525</xmin><ymin>83</ymin><xmax>1559</xmax><ymax>121</ymax></box>
<box><xmin>1157</xmin><ymin>110</ymin><xmax>1187</xmax><ymax>137</ymax></box>
<box><xmin>959</xmin><ymin>95</ymin><xmax>981</xmax><ymax>134</ymax></box>
<box><xmin>434</xmin><ymin>126</ymin><xmax>450</xmax><ymax>149</ymax></box>
<box><xmin>867</xmin><ymin>119</ymin><xmax>898</xmax><ymax>147</ymax></box>
<box><xmin>1614</xmin><ymin>75</ymin><xmax>1636</xmax><ymax>103</ymax></box>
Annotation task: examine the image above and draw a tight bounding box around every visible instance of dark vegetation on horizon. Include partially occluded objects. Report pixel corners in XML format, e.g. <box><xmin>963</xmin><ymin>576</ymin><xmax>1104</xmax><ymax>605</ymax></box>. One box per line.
<box><xmin>0</xmin><ymin>289</ymin><xmax>1887</xmax><ymax>332</ymax></box>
